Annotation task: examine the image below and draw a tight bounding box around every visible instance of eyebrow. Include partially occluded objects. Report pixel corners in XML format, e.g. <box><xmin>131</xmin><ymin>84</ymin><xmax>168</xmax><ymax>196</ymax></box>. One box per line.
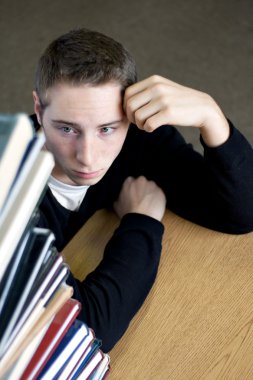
<box><xmin>51</xmin><ymin>119</ymin><xmax>124</xmax><ymax>128</ymax></box>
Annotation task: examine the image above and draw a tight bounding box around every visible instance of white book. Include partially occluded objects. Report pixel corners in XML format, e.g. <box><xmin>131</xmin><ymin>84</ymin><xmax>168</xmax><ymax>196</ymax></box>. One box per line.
<box><xmin>0</xmin><ymin>232</ymin><xmax>65</xmax><ymax>356</ymax></box>
<box><xmin>39</xmin><ymin>320</ymin><xmax>89</xmax><ymax>380</ymax></box>
<box><xmin>0</xmin><ymin>113</ymin><xmax>34</xmax><ymax>212</ymax></box>
<box><xmin>76</xmin><ymin>350</ymin><xmax>103</xmax><ymax>380</ymax></box>
<box><xmin>0</xmin><ymin>150</ymin><xmax>54</xmax><ymax>281</ymax></box>
<box><xmin>3</xmin><ymin>321</ymin><xmax>50</xmax><ymax>380</ymax></box>
<box><xmin>9</xmin><ymin>256</ymin><xmax>65</xmax><ymax>348</ymax></box>
<box><xmin>25</xmin><ymin>299</ymin><xmax>81</xmax><ymax>380</ymax></box>
<box><xmin>89</xmin><ymin>354</ymin><xmax>110</xmax><ymax>380</ymax></box>
<box><xmin>0</xmin><ymin>284</ymin><xmax>73</xmax><ymax>378</ymax></box>
<box><xmin>58</xmin><ymin>329</ymin><xmax>94</xmax><ymax>380</ymax></box>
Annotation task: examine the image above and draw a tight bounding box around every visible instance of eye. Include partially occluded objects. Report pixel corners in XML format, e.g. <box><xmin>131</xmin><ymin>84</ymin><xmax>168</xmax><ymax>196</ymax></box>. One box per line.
<box><xmin>61</xmin><ymin>126</ymin><xmax>76</xmax><ymax>134</ymax></box>
<box><xmin>100</xmin><ymin>127</ymin><xmax>114</xmax><ymax>135</ymax></box>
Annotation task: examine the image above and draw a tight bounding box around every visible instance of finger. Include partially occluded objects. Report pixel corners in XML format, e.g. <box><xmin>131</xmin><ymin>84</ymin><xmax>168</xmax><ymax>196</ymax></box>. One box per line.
<box><xmin>124</xmin><ymin>75</ymin><xmax>165</xmax><ymax>113</ymax></box>
<box><xmin>124</xmin><ymin>89</ymin><xmax>152</xmax><ymax>124</ymax></box>
<box><xmin>125</xmin><ymin>77</ymin><xmax>153</xmax><ymax>99</ymax></box>
<box><xmin>133</xmin><ymin>100</ymin><xmax>162</xmax><ymax>130</ymax></box>
<box><xmin>142</xmin><ymin>108</ymin><xmax>173</xmax><ymax>132</ymax></box>
<box><xmin>124</xmin><ymin>176</ymin><xmax>134</xmax><ymax>183</ymax></box>
<box><xmin>121</xmin><ymin>176</ymin><xmax>134</xmax><ymax>190</ymax></box>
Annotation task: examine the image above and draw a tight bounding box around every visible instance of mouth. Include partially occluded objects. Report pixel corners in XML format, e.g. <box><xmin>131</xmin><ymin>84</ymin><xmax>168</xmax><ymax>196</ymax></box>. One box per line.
<box><xmin>74</xmin><ymin>170</ymin><xmax>103</xmax><ymax>180</ymax></box>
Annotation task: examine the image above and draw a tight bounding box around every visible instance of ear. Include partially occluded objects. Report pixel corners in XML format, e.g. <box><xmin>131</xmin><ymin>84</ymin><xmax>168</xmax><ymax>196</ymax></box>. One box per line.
<box><xmin>32</xmin><ymin>91</ymin><xmax>42</xmax><ymax>125</ymax></box>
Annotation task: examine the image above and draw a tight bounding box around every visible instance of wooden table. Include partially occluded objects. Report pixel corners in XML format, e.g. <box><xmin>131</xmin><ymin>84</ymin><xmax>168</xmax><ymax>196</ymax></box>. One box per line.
<box><xmin>63</xmin><ymin>209</ymin><xmax>253</xmax><ymax>379</ymax></box>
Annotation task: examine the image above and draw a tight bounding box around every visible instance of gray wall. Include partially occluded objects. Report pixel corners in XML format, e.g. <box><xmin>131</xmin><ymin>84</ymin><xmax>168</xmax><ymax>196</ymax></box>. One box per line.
<box><xmin>1</xmin><ymin>0</ymin><xmax>252</xmax><ymax>151</ymax></box>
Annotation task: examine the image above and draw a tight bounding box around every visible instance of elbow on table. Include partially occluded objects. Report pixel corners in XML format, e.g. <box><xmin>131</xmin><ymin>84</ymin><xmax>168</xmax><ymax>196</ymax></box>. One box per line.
<box><xmin>223</xmin><ymin>213</ymin><xmax>253</xmax><ymax>235</ymax></box>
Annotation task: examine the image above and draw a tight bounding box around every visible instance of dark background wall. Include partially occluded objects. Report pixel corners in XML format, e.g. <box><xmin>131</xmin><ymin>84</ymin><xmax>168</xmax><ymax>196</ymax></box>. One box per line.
<box><xmin>0</xmin><ymin>0</ymin><xmax>252</xmax><ymax>151</ymax></box>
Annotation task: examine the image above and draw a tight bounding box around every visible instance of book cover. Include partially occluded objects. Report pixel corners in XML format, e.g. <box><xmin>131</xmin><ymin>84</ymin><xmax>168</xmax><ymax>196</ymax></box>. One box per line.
<box><xmin>0</xmin><ymin>211</ymin><xmax>40</xmax><ymax>316</ymax></box>
<box><xmin>38</xmin><ymin>319</ymin><xmax>89</xmax><ymax>380</ymax></box>
<box><xmin>20</xmin><ymin>298</ymin><xmax>82</xmax><ymax>380</ymax></box>
<box><xmin>57</xmin><ymin>328</ymin><xmax>95</xmax><ymax>380</ymax></box>
<box><xmin>0</xmin><ymin>125</ymin><xmax>45</xmax><ymax>219</ymax></box>
<box><xmin>0</xmin><ymin>228</ymin><xmax>56</xmax><ymax>354</ymax></box>
<box><xmin>0</xmin><ymin>150</ymin><xmax>54</xmax><ymax>281</ymax></box>
<box><xmin>3</xmin><ymin>320</ymin><xmax>50</xmax><ymax>380</ymax></box>
<box><xmin>0</xmin><ymin>283</ymin><xmax>74</xmax><ymax>378</ymax></box>
<box><xmin>89</xmin><ymin>354</ymin><xmax>110</xmax><ymax>380</ymax></box>
<box><xmin>75</xmin><ymin>349</ymin><xmax>103</xmax><ymax>380</ymax></box>
<box><xmin>0</xmin><ymin>113</ymin><xmax>34</xmax><ymax>212</ymax></box>
<box><xmin>8</xmin><ymin>258</ymin><xmax>69</xmax><ymax>352</ymax></box>
<box><xmin>69</xmin><ymin>338</ymin><xmax>102</xmax><ymax>380</ymax></box>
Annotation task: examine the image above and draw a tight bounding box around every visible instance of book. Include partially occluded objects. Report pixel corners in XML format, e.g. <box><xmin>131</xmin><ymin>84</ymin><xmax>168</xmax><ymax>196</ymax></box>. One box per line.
<box><xmin>3</xmin><ymin>320</ymin><xmax>50</xmax><ymax>380</ymax></box>
<box><xmin>75</xmin><ymin>349</ymin><xmax>104</xmax><ymax>380</ymax></box>
<box><xmin>69</xmin><ymin>338</ymin><xmax>102</xmax><ymax>380</ymax></box>
<box><xmin>20</xmin><ymin>298</ymin><xmax>82</xmax><ymax>380</ymax></box>
<box><xmin>89</xmin><ymin>354</ymin><xmax>110</xmax><ymax>380</ymax></box>
<box><xmin>6</xmin><ymin>259</ymin><xmax>69</xmax><ymax>355</ymax></box>
<box><xmin>57</xmin><ymin>328</ymin><xmax>95</xmax><ymax>380</ymax></box>
<box><xmin>0</xmin><ymin>127</ymin><xmax>45</xmax><ymax>221</ymax></box>
<box><xmin>16</xmin><ymin>247</ymin><xmax>63</xmax><ymax>324</ymax></box>
<box><xmin>0</xmin><ymin>283</ymin><xmax>74</xmax><ymax>377</ymax></box>
<box><xmin>0</xmin><ymin>150</ymin><xmax>54</xmax><ymax>281</ymax></box>
<box><xmin>0</xmin><ymin>228</ymin><xmax>56</xmax><ymax>354</ymax></box>
<box><xmin>38</xmin><ymin>319</ymin><xmax>90</xmax><ymax>380</ymax></box>
<box><xmin>0</xmin><ymin>113</ymin><xmax>34</xmax><ymax>212</ymax></box>
<box><xmin>0</xmin><ymin>113</ymin><xmax>110</xmax><ymax>380</ymax></box>
<box><xmin>0</xmin><ymin>213</ymin><xmax>38</xmax><ymax>308</ymax></box>
<box><xmin>0</xmin><ymin>211</ymin><xmax>40</xmax><ymax>316</ymax></box>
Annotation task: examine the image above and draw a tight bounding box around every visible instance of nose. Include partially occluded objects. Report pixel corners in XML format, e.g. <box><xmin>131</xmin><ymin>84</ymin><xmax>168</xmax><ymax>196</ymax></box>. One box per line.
<box><xmin>76</xmin><ymin>134</ymin><xmax>95</xmax><ymax>167</ymax></box>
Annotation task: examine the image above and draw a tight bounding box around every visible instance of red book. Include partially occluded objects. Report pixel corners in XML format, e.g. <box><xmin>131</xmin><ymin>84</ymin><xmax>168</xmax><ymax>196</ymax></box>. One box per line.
<box><xmin>20</xmin><ymin>298</ymin><xmax>81</xmax><ymax>380</ymax></box>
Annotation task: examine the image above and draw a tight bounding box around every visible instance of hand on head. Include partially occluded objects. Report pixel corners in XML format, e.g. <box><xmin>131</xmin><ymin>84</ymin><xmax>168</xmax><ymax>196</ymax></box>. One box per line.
<box><xmin>124</xmin><ymin>75</ymin><xmax>230</xmax><ymax>147</ymax></box>
<box><xmin>114</xmin><ymin>176</ymin><xmax>166</xmax><ymax>222</ymax></box>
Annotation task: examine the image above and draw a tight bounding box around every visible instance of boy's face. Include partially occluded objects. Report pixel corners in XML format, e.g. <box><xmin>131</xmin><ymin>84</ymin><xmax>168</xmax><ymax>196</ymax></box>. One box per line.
<box><xmin>33</xmin><ymin>82</ymin><xmax>129</xmax><ymax>186</ymax></box>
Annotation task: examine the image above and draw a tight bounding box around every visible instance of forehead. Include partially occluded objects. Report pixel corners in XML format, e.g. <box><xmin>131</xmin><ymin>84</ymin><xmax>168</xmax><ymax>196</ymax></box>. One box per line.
<box><xmin>43</xmin><ymin>82</ymin><xmax>125</xmax><ymax>124</ymax></box>
<box><xmin>45</xmin><ymin>81</ymin><xmax>123</xmax><ymax>109</ymax></box>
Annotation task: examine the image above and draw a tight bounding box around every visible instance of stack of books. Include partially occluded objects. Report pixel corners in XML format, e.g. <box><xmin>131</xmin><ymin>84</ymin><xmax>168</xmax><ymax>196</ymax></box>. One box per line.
<box><xmin>0</xmin><ymin>114</ymin><xmax>110</xmax><ymax>380</ymax></box>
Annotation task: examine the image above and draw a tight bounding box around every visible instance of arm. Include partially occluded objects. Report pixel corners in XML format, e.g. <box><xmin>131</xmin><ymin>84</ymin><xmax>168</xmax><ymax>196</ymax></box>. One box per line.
<box><xmin>123</xmin><ymin>75</ymin><xmax>253</xmax><ymax>233</ymax></box>
<box><xmin>68</xmin><ymin>177</ymin><xmax>166</xmax><ymax>352</ymax></box>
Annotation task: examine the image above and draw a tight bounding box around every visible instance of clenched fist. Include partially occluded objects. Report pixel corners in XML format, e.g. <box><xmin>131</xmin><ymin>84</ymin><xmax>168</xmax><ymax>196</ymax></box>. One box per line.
<box><xmin>114</xmin><ymin>176</ymin><xmax>166</xmax><ymax>221</ymax></box>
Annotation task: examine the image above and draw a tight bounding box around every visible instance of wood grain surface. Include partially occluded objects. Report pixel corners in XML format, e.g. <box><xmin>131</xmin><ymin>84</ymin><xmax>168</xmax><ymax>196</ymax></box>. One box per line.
<box><xmin>63</xmin><ymin>209</ymin><xmax>253</xmax><ymax>379</ymax></box>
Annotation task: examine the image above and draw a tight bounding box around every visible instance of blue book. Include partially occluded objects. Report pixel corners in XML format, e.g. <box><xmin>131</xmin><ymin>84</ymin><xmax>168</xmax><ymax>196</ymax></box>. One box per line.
<box><xmin>38</xmin><ymin>319</ymin><xmax>89</xmax><ymax>380</ymax></box>
<box><xmin>70</xmin><ymin>338</ymin><xmax>102</xmax><ymax>379</ymax></box>
<box><xmin>0</xmin><ymin>228</ymin><xmax>56</xmax><ymax>355</ymax></box>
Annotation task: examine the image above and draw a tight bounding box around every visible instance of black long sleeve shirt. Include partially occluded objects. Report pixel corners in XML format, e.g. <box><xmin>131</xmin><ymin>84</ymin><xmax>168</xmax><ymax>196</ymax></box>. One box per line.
<box><xmin>34</xmin><ymin>118</ymin><xmax>253</xmax><ymax>351</ymax></box>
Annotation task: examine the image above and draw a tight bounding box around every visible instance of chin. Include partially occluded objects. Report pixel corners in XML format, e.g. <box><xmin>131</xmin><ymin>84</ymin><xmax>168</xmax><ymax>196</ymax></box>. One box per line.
<box><xmin>73</xmin><ymin>174</ymin><xmax>104</xmax><ymax>187</ymax></box>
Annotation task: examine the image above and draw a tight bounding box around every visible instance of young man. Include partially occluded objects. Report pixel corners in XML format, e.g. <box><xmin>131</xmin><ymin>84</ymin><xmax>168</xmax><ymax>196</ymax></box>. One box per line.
<box><xmin>32</xmin><ymin>28</ymin><xmax>253</xmax><ymax>352</ymax></box>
